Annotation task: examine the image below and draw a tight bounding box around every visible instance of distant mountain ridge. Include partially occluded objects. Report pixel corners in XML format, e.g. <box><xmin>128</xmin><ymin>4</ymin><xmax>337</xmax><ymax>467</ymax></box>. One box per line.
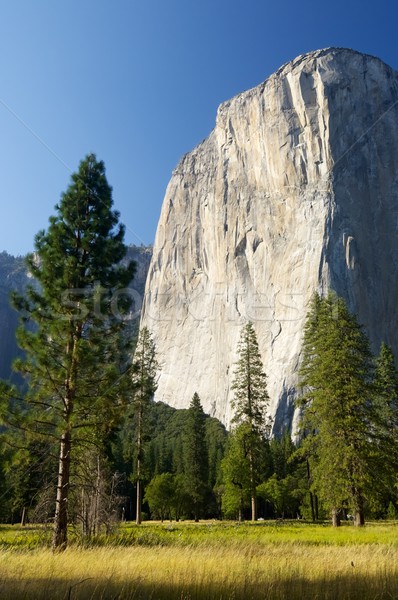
<box><xmin>0</xmin><ymin>246</ymin><xmax>152</xmax><ymax>381</ymax></box>
<box><xmin>0</xmin><ymin>252</ymin><xmax>29</xmax><ymax>381</ymax></box>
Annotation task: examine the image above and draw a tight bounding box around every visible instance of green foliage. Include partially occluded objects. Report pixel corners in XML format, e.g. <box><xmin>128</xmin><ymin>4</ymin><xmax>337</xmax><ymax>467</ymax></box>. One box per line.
<box><xmin>253</xmin><ymin>432</ymin><xmax>307</xmax><ymax>519</ymax></box>
<box><xmin>7</xmin><ymin>154</ymin><xmax>135</xmax><ymax>547</ymax></box>
<box><xmin>270</xmin><ymin>431</ymin><xmax>296</xmax><ymax>479</ymax></box>
<box><xmin>257</xmin><ymin>473</ymin><xmax>301</xmax><ymax>518</ymax></box>
<box><xmin>131</xmin><ymin>328</ymin><xmax>158</xmax><ymax>404</ymax></box>
<box><xmin>118</xmin><ymin>399</ymin><xmax>227</xmax><ymax>520</ymax></box>
<box><xmin>144</xmin><ymin>473</ymin><xmax>175</xmax><ymax>521</ymax></box>
<box><xmin>13</xmin><ymin>153</ymin><xmax>135</xmax><ymax>440</ymax></box>
<box><xmin>129</xmin><ymin>326</ymin><xmax>158</xmax><ymax>524</ymax></box>
<box><xmin>129</xmin><ymin>326</ymin><xmax>158</xmax><ymax>473</ymax></box>
<box><xmin>386</xmin><ymin>501</ymin><xmax>397</xmax><ymax>520</ymax></box>
<box><xmin>143</xmin><ymin>472</ymin><xmax>192</xmax><ymax>522</ymax></box>
<box><xmin>5</xmin><ymin>209</ymin><xmax>398</xmax><ymax>531</ymax></box>
<box><xmin>3</xmin><ymin>521</ymin><xmax>398</xmax><ymax>600</ymax></box>
<box><xmin>229</xmin><ymin>322</ymin><xmax>271</xmax><ymax>520</ymax></box>
<box><xmin>121</xmin><ymin>402</ymin><xmax>186</xmax><ymax>484</ymax></box>
<box><xmin>205</xmin><ymin>416</ymin><xmax>228</xmax><ymax>488</ymax></box>
<box><xmin>374</xmin><ymin>343</ymin><xmax>398</xmax><ymax>493</ymax></box>
<box><xmin>182</xmin><ymin>393</ymin><xmax>209</xmax><ymax>520</ymax></box>
<box><xmin>170</xmin><ymin>474</ymin><xmax>192</xmax><ymax>520</ymax></box>
<box><xmin>4</xmin><ymin>520</ymin><xmax>398</xmax><ymax>551</ymax></box>
<box><xmin>221</xmin><ymin>423</ymin><xmax>253</xmax><ymax>519</ymax></box>
<box><xmin>231</xmin><ymin>322</ymin><xmax>270</xmax><ymax>434</ymax></box>
<box><xmin>298</xmin><ymin>293</ymin><xmax>377</xmax><ymax>525</ymax></box>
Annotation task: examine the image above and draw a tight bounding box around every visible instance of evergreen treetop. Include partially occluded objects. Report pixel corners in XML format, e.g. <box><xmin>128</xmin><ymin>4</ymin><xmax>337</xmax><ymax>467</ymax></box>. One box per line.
<box><xmin>298</xmin><ymin>293</ymin><xmax>377</xmax><ymax>526</ymax></box>
<box><xmin>9</xmin><ymin>153</ymin><xmax>135</xmax><ymax>549</ymax></box>
<box><xmin>231</xmin><ymin>321</ymin><xmax>270</xmax><ymax>434</ymax></box>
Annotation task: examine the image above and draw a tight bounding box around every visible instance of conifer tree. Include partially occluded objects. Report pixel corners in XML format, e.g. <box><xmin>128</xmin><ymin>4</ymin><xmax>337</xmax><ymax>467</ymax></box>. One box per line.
<box><xmin>375</xmin><ymin>343</ymin><xmax>398</xmax><ymax>434</ymax></box>
<box><xmin>144</xmin><ymin>472</ymin><xmax>175</xmax><ymax>522</ymax></box>
<box><xmin>374</xmin><ymin>343</ymin><xmax>398</xmax><ymax>505</ymax></box>
<box><xmin>9</xmin><ymin>154</ymin><xmax>135</xmax><ymax>549</ymax></box>
<box><xmin>205</xmin><ymin>417</ymin><xmax>227</xmax><ymax>489</ymax></box>
<box><xmin>183</xmin><ymin>392</ymin><xmax>209</xmax><ymax>521</ymax></box>
<box><xmin>298</xmin><ymin>293</ymin><xmax>376</xmax><ymax>526</ymax></box>
<box><xmin>221</xmin><ymin>423</ymin><xmax>252</xmax><ymax>520</ymax></box>
<box><xmin>270</xmin><ymin>431</ymin><xmax>296</xmax><ymax>480</ymax></box>
<box><xmin>130</xmin><ymin>326</ymin><xmax>158</xmax><ymax>524</ymax></box>
<box><xmin>231</xmin><ymin>322</ymin><xmax>271</xmax><ymax>520</ymax></box>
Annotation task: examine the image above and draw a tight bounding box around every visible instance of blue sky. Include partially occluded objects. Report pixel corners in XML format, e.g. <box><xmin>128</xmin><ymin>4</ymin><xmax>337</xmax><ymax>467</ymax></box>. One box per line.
<box><xmin>0</xmin><ymin>0</ymin><xmax>397</xmax><ymax>255</ymax></box>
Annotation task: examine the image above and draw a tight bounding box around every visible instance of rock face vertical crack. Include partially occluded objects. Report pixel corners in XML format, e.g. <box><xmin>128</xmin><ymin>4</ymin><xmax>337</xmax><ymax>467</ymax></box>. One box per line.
<box><xmin>141</xmin><ymin>48</ymin><xmax>398</xmax><ymax>432</ymax></box>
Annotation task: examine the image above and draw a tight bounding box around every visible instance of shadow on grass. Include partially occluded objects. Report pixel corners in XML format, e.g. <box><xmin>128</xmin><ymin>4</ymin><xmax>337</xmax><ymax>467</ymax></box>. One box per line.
<box><xmin>0</xmin><ymin>573</ymin><xmax>397</xmax><ymax>600</ymax></box>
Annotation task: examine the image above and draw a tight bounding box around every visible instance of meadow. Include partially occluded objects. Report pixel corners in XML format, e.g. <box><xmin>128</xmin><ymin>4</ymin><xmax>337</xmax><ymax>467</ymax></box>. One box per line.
<box><xmin>0</xmin><ymin>520</ymin><xmax>397</xmax><ymax>599</ymax></box>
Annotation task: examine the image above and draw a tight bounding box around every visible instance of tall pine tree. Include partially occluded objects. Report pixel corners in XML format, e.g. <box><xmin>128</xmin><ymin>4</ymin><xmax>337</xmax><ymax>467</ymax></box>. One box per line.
<box><xmin>10</xmin><ymin>154</ymin><xmax>135</xmax><ymax>549</ymax></box>
<box><xmin>374</xmin><ymin>343</ymin><xmax>398</xmax><ymax>509</ymax></box>
<box><xmin>183</xmin><ymin>392</ymin><xmax>209</xmax><ymax>521</ymax></box>
<box><xmin>130</xmin><ymin>326</ymin><xmax>158</xmax><ymax>524</ymax></box>
<box><xmin>221</xmin><ymin>423</ymin><xmax>252</xmax><ymax>520</ymax></box>
<box><xmin>231</xmin><ymin>322</ymin><xmax>271</xmax><ymax>521</ymax></box>
<box><xmin>298</xmin><ymin>293</ymin><xmax>376</xmax><ymax>526</ymax></box>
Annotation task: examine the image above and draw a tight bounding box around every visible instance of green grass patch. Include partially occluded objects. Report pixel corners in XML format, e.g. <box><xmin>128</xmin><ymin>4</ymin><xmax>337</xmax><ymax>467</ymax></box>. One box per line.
<box><xmin>1</xmin><ymin>521</ymin><xmax>398</xmax><ymax>599</ymax></box>
<box><xmin>2</xmin><ymin>519</ymin><xmax>398</xmax><ymax>549</ymax></box>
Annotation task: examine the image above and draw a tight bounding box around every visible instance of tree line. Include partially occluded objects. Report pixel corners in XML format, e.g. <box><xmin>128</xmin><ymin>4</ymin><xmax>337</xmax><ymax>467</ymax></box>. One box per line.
<box><xmin>220</xmin><ymin>299</ymin><xmax>398</xmax><ymax>527</ymax></box>
<box><xmin>0</xmin><ymin>155</ymin><xmax>397</xmax><ymax>552</ymax></box>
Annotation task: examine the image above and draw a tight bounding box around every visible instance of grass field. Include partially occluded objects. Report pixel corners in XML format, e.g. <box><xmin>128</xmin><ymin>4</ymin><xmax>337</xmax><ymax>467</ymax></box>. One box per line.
<box><xmin>0</xmin><ymin>521</ymin><xmax>397</xmax><ymax>599</ymax></box>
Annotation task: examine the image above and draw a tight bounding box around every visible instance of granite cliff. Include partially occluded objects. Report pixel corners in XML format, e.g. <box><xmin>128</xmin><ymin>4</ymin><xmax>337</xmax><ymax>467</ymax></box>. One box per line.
<box><xmin>141</xmin><ymin>48</ymin><xmax>398</xmax><ymax>432</ymax></box>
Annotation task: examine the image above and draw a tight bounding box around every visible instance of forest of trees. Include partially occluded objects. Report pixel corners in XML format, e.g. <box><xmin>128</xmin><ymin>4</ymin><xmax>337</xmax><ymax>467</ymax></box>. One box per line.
<box><xmin>0</xmin><ymin>156</ymin><xmax>397</xmax><ymax>551</ymax></box>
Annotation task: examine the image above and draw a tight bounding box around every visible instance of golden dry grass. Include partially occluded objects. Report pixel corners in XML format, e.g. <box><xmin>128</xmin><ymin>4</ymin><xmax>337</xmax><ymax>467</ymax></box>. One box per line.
<box><xmin>0</xmin><ymin>522</ymin><xmax>398</xmax><ymax>599</ymax></box>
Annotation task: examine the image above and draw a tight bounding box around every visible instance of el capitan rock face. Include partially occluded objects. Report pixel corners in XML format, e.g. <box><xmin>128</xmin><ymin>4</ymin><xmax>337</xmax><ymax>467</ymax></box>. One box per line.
<box><xmin>141</xmin><ymin>48</ymin><xmax>398</xmax><ymax>432</ymax></box>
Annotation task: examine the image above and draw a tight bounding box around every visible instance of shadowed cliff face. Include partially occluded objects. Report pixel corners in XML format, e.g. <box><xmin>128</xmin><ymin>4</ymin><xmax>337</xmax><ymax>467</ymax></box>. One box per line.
<box><xmin>324</xmin><ymin>52</ymin><xmax>398</xmax><ymax>353</ymax></box>
<box><xmin>141</xmin><ymin>48</ymin><xmax>398</xmax><ymax>433</ymax></box>
<box><xmin>0</xmin><ymin>252</ymin><xmax>29</xmax><ymax>382</ymax></box>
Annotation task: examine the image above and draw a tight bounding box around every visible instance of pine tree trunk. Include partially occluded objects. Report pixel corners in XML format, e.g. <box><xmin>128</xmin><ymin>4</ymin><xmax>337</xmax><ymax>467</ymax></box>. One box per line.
<box><xmin>52</xmin><ymin>429</ymin><xmax>72</xmax><ymax>551</ymax></box>
<box><xmin>81</xmin><ymin>488</ymin><xmax>87</xmax><ymax>537</ymax></box>
<box><xmin>251</xmin><ymin>495</ymin><xmax>257</xmax><ymax>521</ymax></box>
<box><xmin>248</xmin><ymin>445</ymin><xmax>257</xmax><ymax>521</ymax></box>
<box><xmin>306</xmin><ymin>460</ymin><xmax>316</xmax><ymax>522</ymax></box>
<box><xmin>135</xmin><ymin>424</ymin><xmax>142</xmax><ymax>524</ymax></box>
<box><xmin>354</xmin><ymin>510</ymin><xmax>365</xmax><ymax>526</ymax></box>
<box><xmin>331</xmin><ymin>507</ymin><xmax>341</xmax><ymax>527</ymax></box>
<box><xmin>52</xmin><ymin>330</ymin><xmax>79</xmax><ymax>550</ymax></box>
<box><xmin>94</xmin><ymin>454</ymin><xmax>101</xmax><ymax>536</ymax></box>
<box><xmin>354</xmin><ymin>500</ymin><xmax>365</xmax><ymax>526</ymax></box>
<box><xmin>309</xmin><ymin>492</ymin><xmax>316</xmax><ymax>522</ymax></box>
<box><xmin>136</xmin><ymin>474</ymin><xmax>142</xmax><ymax>525</ymax></box>
<box><xmin>352</xmin><ymin>486</ymin><xmax>365</xmax><ymax>526</ymax></box>
<box><xmin>135</xmin><ymin>393</ymin><xmax>143</xmax><ymax>525</ymax></box>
